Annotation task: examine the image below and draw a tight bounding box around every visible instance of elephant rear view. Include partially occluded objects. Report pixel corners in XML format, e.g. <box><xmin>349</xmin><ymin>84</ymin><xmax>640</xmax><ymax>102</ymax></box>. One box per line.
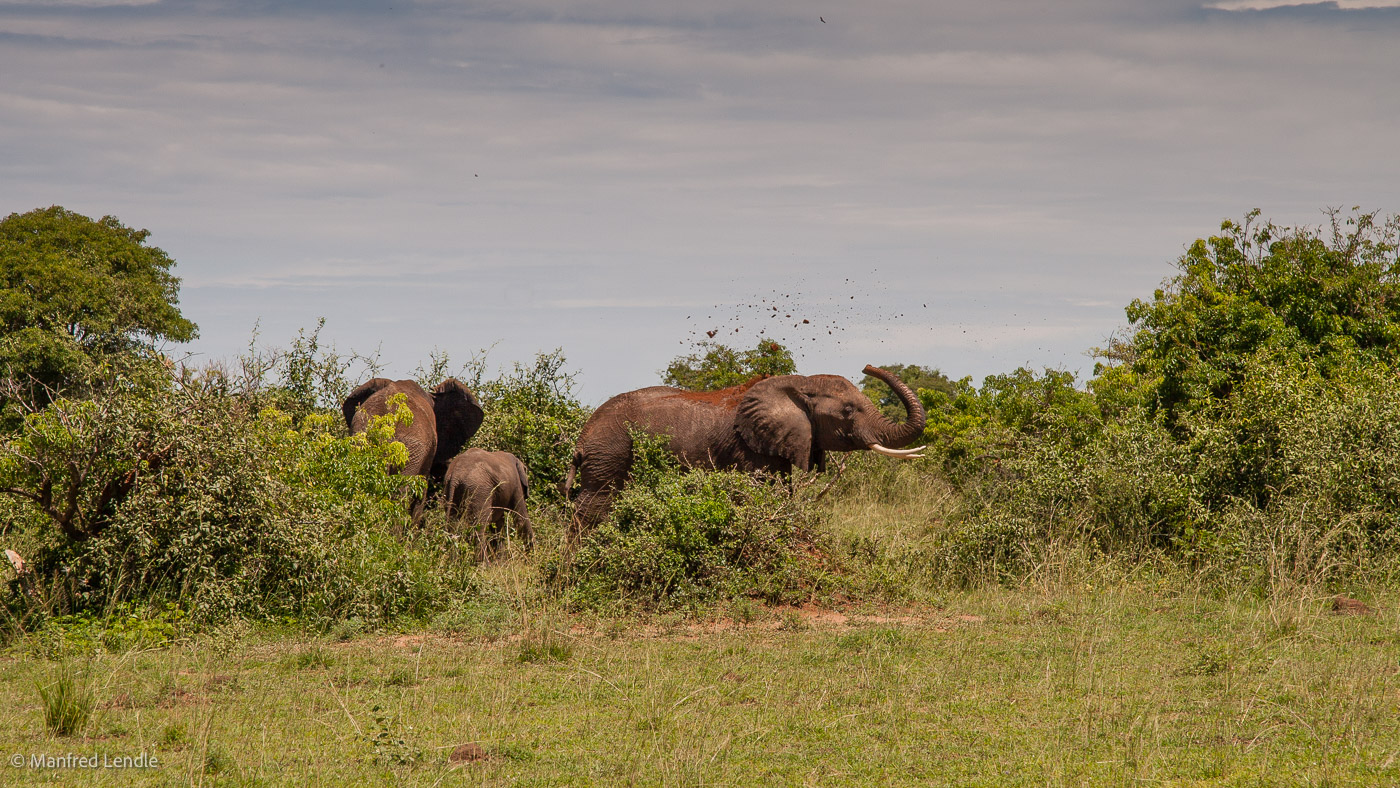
<box><xmin>341</xmin><ymin>377</ymin><xmax>484</xmax><ymax>521</ymax></box>
<box><xmin>570</xmin><ymin>365</ymin><xmax>926</xmax><ymax>528</ymax></box>
<box><xmin>444</xmin><ymin>448</ymin><xmax>533</xmax><ymax>560</ymax></box>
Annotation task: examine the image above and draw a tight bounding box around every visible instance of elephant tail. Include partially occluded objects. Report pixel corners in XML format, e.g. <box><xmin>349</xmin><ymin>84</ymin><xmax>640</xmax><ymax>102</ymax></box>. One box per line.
<box><xmin>559</xmin><ymin>449</ymin><xmax>582</xmax><ymax>501</ymax></box>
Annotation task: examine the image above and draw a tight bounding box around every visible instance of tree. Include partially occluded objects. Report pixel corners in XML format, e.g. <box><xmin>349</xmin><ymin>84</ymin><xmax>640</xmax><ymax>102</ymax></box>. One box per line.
<box><xmin>1121</xmin><ymin>209</ymin><xmax>1400</xmax><ymax>430</ymax></box>
<box><xmin>0</xmin><ymin>206</ymin><xmax>197</xmax><ymax>412</ymax></box>
<box><xmin>661</xmin><ymin>340</ymin><xmax>797</xmax><ymax>391</ymax></box>
<box><xmin>860</xmin><ymin>364</ymin><xmax>955</xmax><ymax>420</ymax></box>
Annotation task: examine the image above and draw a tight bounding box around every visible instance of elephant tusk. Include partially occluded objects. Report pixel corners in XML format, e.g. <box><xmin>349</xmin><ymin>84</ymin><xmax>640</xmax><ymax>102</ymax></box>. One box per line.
<box><xmin>869</xmin><ymin>443</ymin><xmax>927</xmax><ymax>459</ymax></box>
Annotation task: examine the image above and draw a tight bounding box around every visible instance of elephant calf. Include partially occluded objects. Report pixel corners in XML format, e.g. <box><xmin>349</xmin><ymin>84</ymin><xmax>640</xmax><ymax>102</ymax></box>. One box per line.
<box><xmin>444</xmin><ymin>448</ymin><xmax>533</xmax><ymax>560</ymax></box>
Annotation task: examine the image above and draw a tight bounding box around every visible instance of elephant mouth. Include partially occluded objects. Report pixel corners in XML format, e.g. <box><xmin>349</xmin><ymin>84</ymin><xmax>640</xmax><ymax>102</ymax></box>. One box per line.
<box><xmin>869</xmin><ymin>442</ymin><xmax>926</xmax><ymax>459</ymax></box>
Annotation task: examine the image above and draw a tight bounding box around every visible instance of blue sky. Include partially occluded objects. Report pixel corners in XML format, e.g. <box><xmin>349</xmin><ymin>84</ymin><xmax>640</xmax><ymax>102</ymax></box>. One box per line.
<box><xmin>3</xmin><ymin>0</ymin><xmax>1398</xmax><ymax>402</ymax></box>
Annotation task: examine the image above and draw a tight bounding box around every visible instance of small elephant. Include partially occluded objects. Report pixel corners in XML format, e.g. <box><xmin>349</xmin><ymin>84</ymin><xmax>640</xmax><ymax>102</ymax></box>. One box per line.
<box><xmin>342</xmin><ymin>377</ymin><xmax>484</xmax><ymax>522</ymax></box>
<box><xmin>444</xmin><ymin>448</ymin><xmax>533</xmax><ymax>560</ymax></box>
<box><xmin>565</xmin><ymin>365</ymin><xmax>926</xmax><ymax>528</ymax></box>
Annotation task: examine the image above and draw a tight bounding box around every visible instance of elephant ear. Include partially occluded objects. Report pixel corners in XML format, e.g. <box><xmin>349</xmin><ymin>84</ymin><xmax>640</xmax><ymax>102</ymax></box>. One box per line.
<box><xmin>342</xmin><ymin>378</ymin><xmax>394</xmax><ymax>433</ymax></box>
<box><xmin>735</xmin><ymin>376</ymin><xmax>814</xmax><ymax>471</ymax></box>
<box><xmin>431</xmin><ymin>378</ymin><xmax>485</xmax><ymax>479</ymax></box>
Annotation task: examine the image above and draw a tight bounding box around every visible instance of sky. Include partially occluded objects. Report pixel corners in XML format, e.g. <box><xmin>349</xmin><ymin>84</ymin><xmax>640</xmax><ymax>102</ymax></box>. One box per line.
<box><xmin>2</xmin><ymin>0</ymin><xmax>1398</xmax><ymax>403</ymax></box>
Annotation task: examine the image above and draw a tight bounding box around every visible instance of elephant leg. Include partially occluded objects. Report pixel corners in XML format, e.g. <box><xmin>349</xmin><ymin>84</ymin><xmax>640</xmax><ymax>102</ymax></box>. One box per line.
<box><xmin>491</xmin><ymin>508</ymin><xmax>509</xmax><ymax>555</ymax></box>
<box><xmin>474</xmin><ymin>517</ymin><xmax>494</xmax><ymax>563</ymax></box>
<box><xmin>572</xmin><ymin>487</ymin><xmax>615</xmax><ymax>534</ymax></box>
<box><xmin>571</xmin><ymin>447</ymin><xmax>630</xmax><ymax>533</ymax></box>
<box><xmin>512</xmin><ymin>497</ymin><xmax>534</xmax><ymax>550</ymax></box>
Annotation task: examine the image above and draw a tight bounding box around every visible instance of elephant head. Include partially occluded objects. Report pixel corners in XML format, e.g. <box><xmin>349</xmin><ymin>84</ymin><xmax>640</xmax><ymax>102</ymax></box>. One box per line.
<box><xmin>341</xmin><ymin>377</ymin><xmax>484</xmax><ymax>484</ymax></box>
<box><xmin>735</xmin><ymin>365</ymin><xmax>926</xmax><ymax>472</ymax></box>
<box><xmin>429</xmin><ymin>378</ymin><xmax>485</xmax><ymax>481</ymax></box>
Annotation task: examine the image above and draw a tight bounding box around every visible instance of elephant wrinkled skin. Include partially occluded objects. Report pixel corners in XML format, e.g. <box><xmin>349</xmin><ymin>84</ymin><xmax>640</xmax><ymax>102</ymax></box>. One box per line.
<box><xmin>566</xmin><ymin>365</ymin><xmax>926</xmax><ymax>528</ymax></box>
<box><xmin>341</xmin><ymin>377</ymin><xmax>484</xmax><ymax>520</ymax></box>
<box><xmin>443</xmin><ymin>448</ymin><xmax>533</xmax><ymax>560</ymax></box>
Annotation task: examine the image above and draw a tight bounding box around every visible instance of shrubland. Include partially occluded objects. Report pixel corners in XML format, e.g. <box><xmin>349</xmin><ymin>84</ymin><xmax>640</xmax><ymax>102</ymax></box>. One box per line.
<box><xmin>2</xmin><ymin>205</ymin><xmax>1399</xmax><ymax>646</ymax></box>
<box><xmin>4</xmin><ymin>206</ymin><xmax>1400</xmax><ymax>785</ymax></box>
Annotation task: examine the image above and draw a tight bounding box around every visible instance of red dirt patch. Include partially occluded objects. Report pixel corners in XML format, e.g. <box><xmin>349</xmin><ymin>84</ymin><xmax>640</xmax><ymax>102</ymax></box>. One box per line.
<box><xmin>449</xmin><ymin>743</ymin><xmax>490</xmax><ymax>764</ymax></box>
<box><xmin>1331</xmin><ymin>596</ymin><xmax>1374</xmax><ymax>615</ymax></box>
<box><xmin>666</xmin><ymin>377</ymin><xmax>768</xmax><ymax>406</ymax></box>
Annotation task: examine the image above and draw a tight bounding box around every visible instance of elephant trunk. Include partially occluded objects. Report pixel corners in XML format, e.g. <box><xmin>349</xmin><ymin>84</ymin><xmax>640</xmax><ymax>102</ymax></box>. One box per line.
<box><xmin>862</xmin><ymin>365</ymin><xmax>927</xmax><ymax>450</ymax></box>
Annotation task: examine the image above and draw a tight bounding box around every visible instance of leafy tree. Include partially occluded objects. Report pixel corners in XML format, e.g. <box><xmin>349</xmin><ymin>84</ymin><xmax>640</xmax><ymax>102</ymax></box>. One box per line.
<box><xmin>860</xmin><ymin>364</ymin><xmax>956</xmax><ymax>420</ymax></box>
<box><xmin>0</xmin><ymin>206</ymin><xmax>197</xmax><ymax>413</ymax></box>
<box><xmin>661</xmin><ymin>340</ymin><xmax>796</xmax><ymax>391</ymax></box>
<box><xmin>1122</xmin><ymin>208</ymin><xmax>1400</xmax><ymax>430</ymax></box>
<box><xmin>473</xmin><ymin>349</ymin><xmax>590</xmax><ymax>503</ymax></box>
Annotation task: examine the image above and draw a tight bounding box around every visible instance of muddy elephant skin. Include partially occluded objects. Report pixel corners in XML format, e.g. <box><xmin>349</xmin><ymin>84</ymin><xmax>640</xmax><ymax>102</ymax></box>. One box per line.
<box><xmin>566</xmin><ymin>365</ymin><xmax>926</xmax><ymax>528</ymax></box>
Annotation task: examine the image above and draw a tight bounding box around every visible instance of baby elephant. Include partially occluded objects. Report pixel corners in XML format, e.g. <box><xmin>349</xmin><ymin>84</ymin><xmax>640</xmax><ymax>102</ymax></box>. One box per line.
<box><xmin>443</xmin><ymin>449</ymin><xmax>533</xmax><ymax>560</ymax></box>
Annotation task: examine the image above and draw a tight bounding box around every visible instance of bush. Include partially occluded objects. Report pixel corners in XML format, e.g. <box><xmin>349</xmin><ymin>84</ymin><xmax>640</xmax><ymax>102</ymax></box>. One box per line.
<box><xmin>0</xmin><ymin>367</ymin><xmax>476</xmax><ymax>627</ymax></box>
<box><xmin>662</xmin><ymin>340</ymin><xmax>796</xmax><ymax>391</ymax></box>
<box><xmin>1123</xmin><ymin>208</ymin><xmax>1400</xmax><ymax>432</ymax></box>
<box><xmin>558</xmin><ymin>433</ymin><xmax>836</xmax><ymax>612</ymax></box>
<box><xmin>471</xmin><ymin>349</ymin><xmax>590</xmax><ymax>505</ymax></box>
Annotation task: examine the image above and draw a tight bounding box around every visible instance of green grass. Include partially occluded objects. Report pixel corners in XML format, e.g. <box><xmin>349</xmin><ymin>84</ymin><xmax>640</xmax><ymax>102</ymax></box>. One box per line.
<box><xmin>0</xmin><ymin>582</ymin><xmax>1397</xmax><ymax>786</ymax></box>
<box><xmin>3</xmin><ymin>459</ymin><xmax>1397</xmax><ymax>785</ymax></box>
<box><xmin>36</xmin><ymin>663</ymin><xmax>95</xmax><ymax>737</ymax></box>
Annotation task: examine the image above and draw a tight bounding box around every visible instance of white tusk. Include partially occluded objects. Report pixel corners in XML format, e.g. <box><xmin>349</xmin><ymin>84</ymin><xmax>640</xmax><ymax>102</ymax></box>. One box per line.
<box><xmin>869</xmin><ymin>443</ymin><xmax>928</xmax><ymax>459</ymax></box>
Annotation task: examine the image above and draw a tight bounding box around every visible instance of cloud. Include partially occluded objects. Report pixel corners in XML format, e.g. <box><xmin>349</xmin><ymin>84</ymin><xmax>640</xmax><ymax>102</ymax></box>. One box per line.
<box><xmin>14</xmin><ymin>0</ymin><xmax>161</xmax><ymax>6</ymax></box>
<box><xmin>2</xmin><ymin>0</ymin><xmax>1398</xmax><ymax>399</ymax></box>
<box><xmin>1208</xmin><ymin>0</ymin><xmax>1400</xmax><ymax>8</ymax></box>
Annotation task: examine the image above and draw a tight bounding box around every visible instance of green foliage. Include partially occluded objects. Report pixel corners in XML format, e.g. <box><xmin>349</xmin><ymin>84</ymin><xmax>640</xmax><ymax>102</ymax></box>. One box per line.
<box><xmin>910</xmin><ymin>212</ymin><xmax>1400</xmax><ymax>587</ymax></box>
<box><xmin>1123</xmin><ymin>208</ymin><xmax>1400</xmax><ymax>431</ymax></box>
<box><xmin>0</xmin><ymin>368</ymin><xmax>470</xmax><ymax>626</ymax></box>
<box><xmin>560</xmin><ymin>432</ymin><xmax>835</xmax><ymax>612</ymax></box>
<box><xmin>36</xmin><ymin>603</ymin><xmax>187</xmax><ymax>656</ymax></box>
<box><xmin>192</xmin><ymin>319</ymin><xmax>382</xmax><ymax>427</ymax></box>
<box><xmin>472</xmin><ymin>349</ymin><xmax>590</xmax><ymax>504</ymax></box>
<box><xmin>662</xmin><ymin>340</ymin><xmax>796</xmax><ymax>391</ymax></box>
<box><xmin>365</xmin><ymin>703</ymin><xmax>424</xmax><ymax>768</ymax></box>
<box><xmin>0</xmin><ymin>206</ymin><xmax>196</xmax><ymax>416</ymax></box>
<box><xmin>861</xmin><ymin>364</ymin><xmax>955</xmax><ymax>420</ymax></box>
<box><xmin>918</xmin><ymin>367</ymin><xmax>1101</xmax><ymax>473</ymax></box>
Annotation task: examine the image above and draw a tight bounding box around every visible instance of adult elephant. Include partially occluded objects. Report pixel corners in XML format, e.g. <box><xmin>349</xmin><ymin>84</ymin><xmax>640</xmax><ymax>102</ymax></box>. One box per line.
<box><xmin>443</xmin><ymin>448</ymin><xmax>533</xmax><ymax>560</ymax></box>
<box><xmin>341</xmin><ymin>378</ymin><xmax>484</xmax><ymax>520</ymax></box>
<box><xmin>566</xmin><ymin>365</ymin><xmax>926</xmax><ymax>528</ymax></box>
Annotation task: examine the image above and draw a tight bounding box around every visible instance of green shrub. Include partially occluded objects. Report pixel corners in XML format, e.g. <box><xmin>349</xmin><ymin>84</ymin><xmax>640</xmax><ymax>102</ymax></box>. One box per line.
<box><xmin>1123</xmin><ymin>208</ymin><xmax>1400</xmax><ymax>432</ymax></box>
<box><xmin>662</xmin><ymin>340</ymin><xmax>796</xmax><ymax>391</ymax></box>
<box><xmin>558</xmin><ymin>433</ymin><xmax>836</xmax><ymax>612</ymax></box>
<box><xmin>471</xmin><ymin>349</ymin><xmax>590</xmax><ymax>505</ymax></box>
<box><xmin>0</xmin><ymin>368</ymin><xmax>475</xmax><ymax>627</ymax></box>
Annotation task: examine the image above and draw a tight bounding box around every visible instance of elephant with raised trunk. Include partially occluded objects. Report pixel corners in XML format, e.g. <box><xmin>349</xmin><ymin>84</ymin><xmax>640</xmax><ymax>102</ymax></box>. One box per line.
<box><xmin>566</xmin><ymin>365</ymin><xmax>926</xmax><ymax>528</ymax></box>
<box><xmin>444</xmin><ymin>448</ymin><xmax>533</xmax><ymax>561</ymax></box>
<box><xmin>341</xmin><ymin>377</ymin><xmax>484</xmax><ymax>521</ymax></box>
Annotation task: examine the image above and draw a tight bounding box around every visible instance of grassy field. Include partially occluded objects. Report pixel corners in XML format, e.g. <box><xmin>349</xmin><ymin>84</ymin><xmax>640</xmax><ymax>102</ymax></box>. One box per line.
<box><xmin>1</xmin><ymin>574</ymin><xmax>1397</xmax><ymax>787</ymax></box>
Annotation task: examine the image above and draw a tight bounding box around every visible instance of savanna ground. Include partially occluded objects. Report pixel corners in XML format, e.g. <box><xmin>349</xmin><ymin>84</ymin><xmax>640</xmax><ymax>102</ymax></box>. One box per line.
<box><xmin>2</xmin><ymin>477</ymin><xmax>1397</xmax><ymax>787</ymax></box>
<box><xmin>9</xmin><ymin>207</ymin><xmax>1400</xmax><ymax>785</ymax></box>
